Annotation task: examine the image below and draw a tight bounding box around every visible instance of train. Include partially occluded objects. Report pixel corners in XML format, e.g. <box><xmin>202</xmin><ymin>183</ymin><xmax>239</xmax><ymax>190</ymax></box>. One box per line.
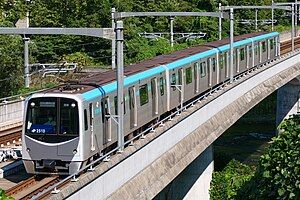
<box><xmin>22</xmin><ymin>31</ymin><xmax>280</xmax><ymax>174</ymax></box>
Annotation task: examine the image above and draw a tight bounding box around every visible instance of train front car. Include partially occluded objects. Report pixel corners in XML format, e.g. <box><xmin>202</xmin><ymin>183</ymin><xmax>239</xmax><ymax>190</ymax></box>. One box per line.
<box><xmin>22</xmin><ymin>93</ymin><xmax>83</xmax><ymax>175</ymax></box>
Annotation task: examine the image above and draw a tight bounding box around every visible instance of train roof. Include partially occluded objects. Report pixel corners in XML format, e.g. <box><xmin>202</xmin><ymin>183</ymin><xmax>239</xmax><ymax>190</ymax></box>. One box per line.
<box><xmin>48</xmin><ymin>31</ymin><xmax>279</xmax><ymax>100</ymax></box>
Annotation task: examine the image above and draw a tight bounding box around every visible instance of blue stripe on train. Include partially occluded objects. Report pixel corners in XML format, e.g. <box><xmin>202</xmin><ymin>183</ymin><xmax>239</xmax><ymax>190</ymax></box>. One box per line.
<box><xmin>82</xmin><ymin>32</ymin><xmax>279</xmax><ymax>101</ymax></box>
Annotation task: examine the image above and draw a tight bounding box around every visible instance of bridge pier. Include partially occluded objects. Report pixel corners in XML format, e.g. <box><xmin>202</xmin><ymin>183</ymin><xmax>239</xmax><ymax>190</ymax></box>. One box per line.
<box><xmin>276</xmin><ymin>77</ymin><xmax>300</xmax><ymax>127</ymax></box>
<box><xmin>154</xmin><ymin>146</ymin><xmax>213</xmax><ymax>200</ymax></box>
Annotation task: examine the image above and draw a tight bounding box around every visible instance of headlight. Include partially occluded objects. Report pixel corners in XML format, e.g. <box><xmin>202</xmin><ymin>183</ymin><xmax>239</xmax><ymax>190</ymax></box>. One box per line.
<box><xmin>73</xmin><ymin>149</ymin><xmax>77</xmax><ymax>155</ymax></box>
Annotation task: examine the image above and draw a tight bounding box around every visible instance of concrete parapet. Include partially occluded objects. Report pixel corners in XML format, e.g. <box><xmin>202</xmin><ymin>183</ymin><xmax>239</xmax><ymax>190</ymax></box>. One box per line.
<box><xmin>0</xmin><ymin>100</ymin><xmax>24</xmax><ymax>125</ymax></box>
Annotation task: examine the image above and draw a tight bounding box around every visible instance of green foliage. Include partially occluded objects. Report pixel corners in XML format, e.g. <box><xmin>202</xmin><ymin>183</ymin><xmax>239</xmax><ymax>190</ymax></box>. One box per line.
<box><xmin>63</xmin><ymin>52</ymin><xmax>94</xmax><ymax>70</ymax></box>
<box><xmin>260</xmin><ymin>115</ymin><xmax>300</xmax><ymax>199</ymax></box>
<box><xmin>0</xmin><ymin>0</ymin><xmax>296</xmax><ymax>97</ymax></box>
<box><xmin>0</xmin><ymin>35</ymin><xmax>24</xmax><ymax>98</ymax></box>
<box><xmin>0</xmin><ymin>189</ymin><xmax>14</xmax><ymax>200</ymax></box>
<box><xmin>236</xmin><ymin>115</ymin><xmax>300</xmax><ymax>200</ymax></box>
<box><xmin>210</xmin><ymin>159</ymin><xmax>255</xmax><ymax>200</ymax></box>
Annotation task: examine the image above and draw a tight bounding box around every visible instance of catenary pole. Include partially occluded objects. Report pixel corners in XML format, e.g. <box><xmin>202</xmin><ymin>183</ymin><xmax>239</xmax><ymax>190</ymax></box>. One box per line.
<box><xmin>219</xmin><ymin>3</ymin><xmax>222</xmax><ymax>40</ymax></box>
<box><xmin>295</xmin><ymin>0</ymin><xmax>298</xmax><ymax>36</ymax></box>
<box><xmin>230</xmin><ymin>8</ymin><xmax>234</xmax><ymax>83</ymax></box>
<box><xmin>292</xmin><ymin>3</ymin><xmax>295</xmax><ymax>51</ymax></box>
<box><xmin>272</xmin><ymin>1</ymin><xmax>274</xmax><ymax>31</ymax></box>
<box><xmin>111</xmin><ymin>8</ymin><xmax>116</xmax><ymax>69</ymax></box>
<box><xmin>116</xmin><ymin>20</ymin><xmax>124</xmax><ymax>151</ymax></box>
<box><xmin>170</xmin><ymin>16</ymin><xmax>174</xmax><ymax>47</ymax></box>
<box><xmin>24</xmin><ymin>1</ymin><xmax>30</xmax><ymax>88</ymax></box>
<box><xmin>255</xmin><ymin>9</ymin><xmax>258</xmax><ymax>31</ymax></box>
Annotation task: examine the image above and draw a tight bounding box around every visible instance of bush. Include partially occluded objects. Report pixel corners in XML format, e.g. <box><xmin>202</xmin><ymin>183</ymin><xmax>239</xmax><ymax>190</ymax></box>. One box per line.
<box><xmin>210</xmin><ymin>159</ymin><xmax>255</xmax><ymax>200</ymax></box>
<box><xmin>236</xmin><ymin>115</ymin><xmax>300</xmax><ymax>199</ymax></box>
<box><xmin>0</xmin><ymin>189</ymin><xmax>14</xmax><ymax>200</ymax></box>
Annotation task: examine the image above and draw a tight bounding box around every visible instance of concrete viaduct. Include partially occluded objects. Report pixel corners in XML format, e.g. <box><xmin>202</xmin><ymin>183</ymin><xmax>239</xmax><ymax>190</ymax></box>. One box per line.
<box><xmin>36</xmin><ymin>45</ymin><xmax>300</xmax><ymax>200</ymax></box>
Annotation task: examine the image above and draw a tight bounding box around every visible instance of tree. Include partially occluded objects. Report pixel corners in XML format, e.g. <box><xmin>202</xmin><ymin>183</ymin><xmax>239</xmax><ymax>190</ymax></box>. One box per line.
<box><xmin>0</xmin><ymin>34</ymin><xmax>24</xmax><ymax>98</ymax></box>
<box><xmin>236</xmin><ymin>115</ymin><xmax>300</xmax><ymax>200</ymax></box>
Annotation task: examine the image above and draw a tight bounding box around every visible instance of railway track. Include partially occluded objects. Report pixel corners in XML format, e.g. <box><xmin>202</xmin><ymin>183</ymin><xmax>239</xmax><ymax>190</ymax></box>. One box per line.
<box><xmin>0</xmin><ymin>125</ymin><xmax>22</xmax><ymax>146</ymax></box>
<box><xmin>280</xmin><ymin>36</ymin><xmax>300</xmax><ymax>54</ymax></box>
<box><xmin>5</xmin><ymin>175</ymin><xmax>61</xmax><ymax>200</ymax></box>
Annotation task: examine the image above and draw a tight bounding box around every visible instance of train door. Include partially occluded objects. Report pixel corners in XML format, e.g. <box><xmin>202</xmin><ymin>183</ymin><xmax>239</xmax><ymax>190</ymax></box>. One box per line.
<box><xmin>194</xmin><ymin>62</ymin><xmax>200</xmax><ymax>93</ymax></box>
<box><xmin>101</xmin><ymin>97</ymin><xmax>111</xmax><ymax>144</ymax></box>
<box><xmin>129</xmin><ymin>86</ymin><xmax>137</xmax><ymax>128</ymax></box>
<box><xmin>211</xmin><ymin>57</ymin><xmax>217</xmax><ymax>85</ymax></box>
<box><xmin>207</xmin><ymin>58</ymin><xmax>212</xmax><ymax>87</ymax></box>
<box><xmin>218</xmin><ymin>53</ymin><xmax>226</xmax><ymax>82</ymax></box>
<box><xmin>151</xmin><ymin>78</ymin><xmax>158</xmax><ymax>116</ymax></box>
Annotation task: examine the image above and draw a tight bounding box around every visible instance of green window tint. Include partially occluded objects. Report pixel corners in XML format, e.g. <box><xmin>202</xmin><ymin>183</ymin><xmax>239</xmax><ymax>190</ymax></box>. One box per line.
<box><xmin>240</xmin><ymin>48</ymin><xmax>245</xmax><ymax>61</ymax></box>
<box><xmin>224</xmin><ymin>52</ymin><xmax>228</xmax><ymax>68</ymax></box>
<box><xmin>270</xmin><ymin>39</ymin><xmax>274</xmax><ymax>50</ymax></box>
<box><xmin>159</xmin><ymin>77</ymin><xmax>164</xmax><ymax>96</ymax></box>
<box><xmin>171</xmin><ymin>73</ymin><xmax>176</xmax><ymax>91</ymax></box>
<box><xmin>139</xmin><ymin>84</ymin><xmax>149</xmax><ymax>106</ymax></box>
<box><xmin>249</xmin><ymin>46</ymin><xmax>252</xmax><ymax>58</ymax></box>
<box><xmin>194</xmin><ymin>63</ymin><xmax>199</xmax><ymax>79</ymax></box>
<box><xmin>262</xmin><ymin>41</ymin><xmax>266</xmax><ymax>52</ymax></box>
<box><xmin>219</xmin><ymin>54</ymin><xmax>224</xmax><ymax>69</ymax></box>
<box><xmin>129</xmin><ymin>87</ymin><xmax>135</xmax><ymax>110</ymax></box>
<box><xmin>255</xmin><ymin>44</ymin><xmax>258</xmax><ymax>55</ymax></box>
<box><xmin>114</xmin><ymin>96</ymin><xmax>118</xmax><ymax>115</ymax></box>
<box><xmin>178</xmin><ymin>69</ymin><xmax>183</xmax><ymax>85</ymax></box>
<box><xmin>233</xmin><ymin>51</ymin><xmax>235</xmax><ymax>64</ymax></box>
<box><xmin>114</xmin><ymin>96</ymin><xmax>126</xmax><ymax>115</ymax></box>
<box><xmin>212</xmin><ymin>58</ymin><xmax>216</xmax><ymax>72</ymax></box>
<box><xmin>186</xmin><ymin>67</ymin><xmax>192</xmax><ymax>84</ymax></box>
<box><xmin>200</xmin><ymin>62</ymin><xmax>206</xmax><ymax>78</ymax></box>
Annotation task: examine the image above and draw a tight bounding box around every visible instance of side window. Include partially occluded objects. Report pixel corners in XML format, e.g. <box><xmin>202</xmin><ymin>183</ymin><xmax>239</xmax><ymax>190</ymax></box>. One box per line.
<box><xmin>200</xmin><ymin>62</ymin><xmax>206</xmax><ymax>77</ymax></box>
<box><xmin>194</xmin><ymin>62</ymin><xmax>199</xmax><ymax>79</ymax></box>
<box><xmin>129</xmin><ymin>87</ymin><xmax>135</xmax><ymax>109</ymax></box>
<box><xmin>224</xmin><ymin>52</ymin><xmax>228</xmax><ymax>68</ymax></box>
<box><xmin>255</xmin><ymin>44</ymin><xmax>258</xmax><ymax>55</ymax></box>
<box><xmin>207</xmin><ymin>58</ymin><xmax>211</xmax><ymax>69</ymax></box>
<box><xmin>84</xmin><ymin>109</ymin><xmax>88</xmax><ymax>131</ymax></box>
<box><xmin>114</xmin><ymin>96</ymin><xmax>126</xmax><ymax>115</ymax></box>
<box><xmin>249</xmin><ymin>46</ymin><xmax>252</xmax><ymax>58</ymax></box>
<box><xmin>171</xmin><ymin>73</ymin><xmax>176</xmax><ymax>91</ymax></box>
<box><xmin>219</xmin><ymin>54</ymin><xmax>224</xmax><ymax>69</ymax></box>
<box><xmin>262</xmin><ymin>41</ymin><xmax>266</xmax><ymax>52</ymax></box>
<box><xmin>159</xmin><ymin>77</ymin><xmax>164</xmax><ymax>96</ymax></box>
<box><xmin>186</xmin><ymin>67</ymin><xmax>192</xmax><ymax>84</ymax></box>
<box><xmin>89</xmin><ymin>103</ymin><xmax>93</xmax><ymax>126</ymax></box>
<box><xmin>270</xmin><ymin>39</ymin><xmax>274</xmax><ymax>50</ymax></box>
<box><xmin>178</xmin><ymin>69</ymin><xmax>183</xmax><ymax>85</ymax></box>
<box><xmin>240</xmin><ymin>48</ymin><xmax>245</xmax><ymax>61</ymax></box>
<box><xmin>212</xmin><ymin>58</ymin><xmax>216</xmax><ymax>72</ymax></box>
<box><xmin>101</xmin><ymin>99</ymin><xmax>109</xmax><ymax>123</ymax></box>
<box><xmin>139</xmin><ymin>84</ymin><xmax>149</xmax><ymax>106</ymax></box>
<box><xmin>114</xmin><ymin>96</ymin><xmax>118</xmax><ymax>115</ymax></box>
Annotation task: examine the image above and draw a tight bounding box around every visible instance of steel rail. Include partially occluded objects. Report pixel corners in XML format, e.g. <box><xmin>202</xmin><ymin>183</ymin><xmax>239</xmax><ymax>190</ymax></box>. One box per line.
<box><xmin>6</xmin><ymin>175</ymin><xmax>60</xmax><ymax>199</ymax></box>
<box><xmin>0</xmin><ymin>125</ymin><xmax>22</xmax><ymax>146</ymax></box>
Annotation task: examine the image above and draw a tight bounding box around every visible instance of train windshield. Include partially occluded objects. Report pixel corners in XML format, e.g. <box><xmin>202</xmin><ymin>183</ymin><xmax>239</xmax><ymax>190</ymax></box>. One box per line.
<box><xmin>25</xmin><ymin>97</ymin><xmax>79</xmax><ymax>143</ymax></box>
